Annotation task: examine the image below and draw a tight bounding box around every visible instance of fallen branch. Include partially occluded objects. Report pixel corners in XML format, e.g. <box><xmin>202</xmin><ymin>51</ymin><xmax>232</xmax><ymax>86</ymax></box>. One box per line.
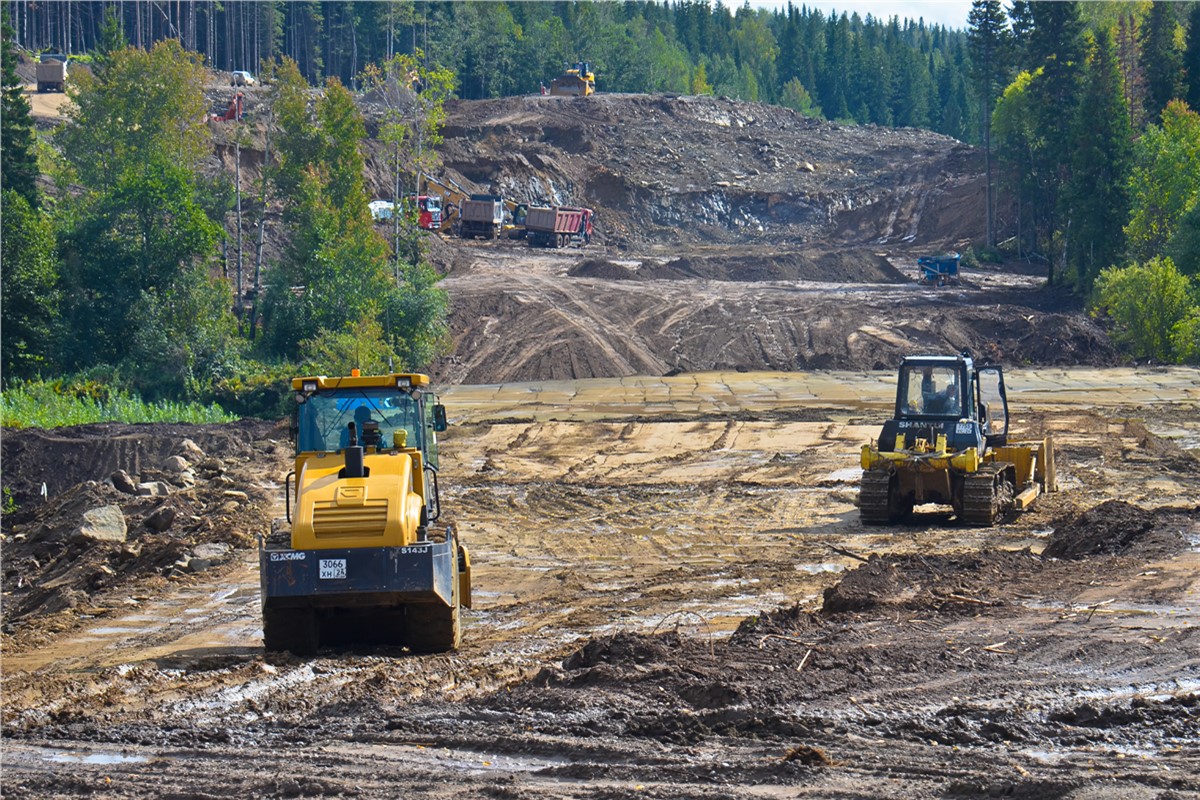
<box><xmin>758</xmin><ymin>634</ymin><xmax>816</xmax><ymax>649</ymax></box>
<box><xmin>796</xmin><ymin>648</ymin><xmax>813</xmax><ymax>672</ymax></box>
<box><xmin>830</xmin><ymin>545</ymin><xmax>870</xmax><ymax>563</ymax></box>
<box><xmin>1087</xmin><ymin>599</ymin><xmax>1115</xmax><ymax>622</ymax></box>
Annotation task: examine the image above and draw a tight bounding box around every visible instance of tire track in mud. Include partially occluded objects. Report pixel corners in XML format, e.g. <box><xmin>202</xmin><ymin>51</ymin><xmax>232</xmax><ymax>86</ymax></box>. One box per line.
<box><xmin>3</xmin><ymin>378</ymin><xmax>1199</xmax><ymax>799</ymax></box>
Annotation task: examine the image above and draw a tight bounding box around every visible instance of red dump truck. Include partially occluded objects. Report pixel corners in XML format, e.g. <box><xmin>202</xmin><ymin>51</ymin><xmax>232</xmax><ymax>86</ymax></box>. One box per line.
<box><xmin>525</xmin><ymin>205</ymin><xmax>593</xmax><ymax>248</ymax></box>
<box><xmin>459</xmin><ymin>195</ymin><xmax>505</xmax><ymax>240</ymax></box>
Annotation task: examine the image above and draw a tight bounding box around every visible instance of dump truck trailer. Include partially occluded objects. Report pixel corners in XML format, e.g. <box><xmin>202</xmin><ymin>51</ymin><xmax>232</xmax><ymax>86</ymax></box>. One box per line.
<box><xmin>459</xmin><ymin>195</ymin><xmax>505</xmax><ymax>239</ymax></box>
<box><xmin>36</xmin><ymin>54</ymin><xmax>67</xmax><ymax>92</ymax></box>
<box><xmin>525</xmin><ymin>205</ymin><xmax>593</xmax><ymax>248</ymax></box>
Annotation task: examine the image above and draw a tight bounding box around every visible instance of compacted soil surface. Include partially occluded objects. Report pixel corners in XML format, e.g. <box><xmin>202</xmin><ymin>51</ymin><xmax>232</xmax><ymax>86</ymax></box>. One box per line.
<box><xmin>3</xmin><ymin>371</ymin><xmax>1198</xmax><ymax>799</ymax></box>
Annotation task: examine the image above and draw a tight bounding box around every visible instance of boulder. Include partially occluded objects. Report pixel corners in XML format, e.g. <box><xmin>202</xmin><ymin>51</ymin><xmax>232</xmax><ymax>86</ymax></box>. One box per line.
<box><xmin>137</xmin><ymin>482</ymin><xmax>171</xmax><ymax>497</ymax></box>
<box><xmin>144</xmin><ymin>505</ymin><xmax>177</xmax><ymax>532</ymax></box>
<box><xmin>161</xmin><ymin>455</ymin><xmax>191</xmax><ymax>473</ymax></box>
<box><xmin>177</xmin><ymin>438</ymin><xmax>206</xmax><ymax>460</ymax></box>
<box><xmin>111</xmin><ymin>469</ymin><xmax>139</xmax><ymax>494</ymax></box>
<box><xmin>74</xmin><ymin>505</ymin><xmax>127</xmax><ymax>543</ymax></box>
<box><xmin>193</xmin><ymin>542</ymin><xmax>231</xmax><ymax>560</ymax></box>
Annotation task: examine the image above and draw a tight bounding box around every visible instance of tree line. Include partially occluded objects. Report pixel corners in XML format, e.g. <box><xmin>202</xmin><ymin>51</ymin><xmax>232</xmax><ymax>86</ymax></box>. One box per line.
<box><xmin>8</xmin><ymin>1</ymin><xmax>981</xmax><ymax>139</ymax></box>
<box><xmin>968</xmin><ymin>1</ymin><xmax>1199</xmax><ymax>363</ymax></box>
<box><xmin>1</xmin><ymin>15</ymin><xmax>450</xmax><ymax>414</ymax></box>
<box><xmin>3</xmin><ymin>1</ymin><xmax>1198</xmax><ymax>391</ymax></box>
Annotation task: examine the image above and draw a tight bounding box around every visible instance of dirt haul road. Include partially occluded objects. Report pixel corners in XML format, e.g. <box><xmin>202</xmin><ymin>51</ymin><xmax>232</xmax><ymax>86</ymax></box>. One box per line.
<box><xmin>429</xmin><ymin>243</ymin><xmax>1116</xmax><ymax>386</ymax></box>
<box><xmin>2</xmin><ymin>369</ymin><xmax>1198</xmax><ymax>799</ymax></box>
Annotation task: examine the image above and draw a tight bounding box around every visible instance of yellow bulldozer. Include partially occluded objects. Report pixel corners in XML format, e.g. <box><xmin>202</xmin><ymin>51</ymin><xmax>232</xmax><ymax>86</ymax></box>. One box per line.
<box><xmin>859</xmin><ymin>352</ymin><xmax>1055</xmax><ymax>526</ymax></box>
<box><xmin>550</xmin><ymin>61</ymin><xmax>595</xmax><ymax>96</ymax></box>
<box><xmin>259</xmin><ymin>371</ymin><xmax>471</xmax><ymax>654</ymax></box>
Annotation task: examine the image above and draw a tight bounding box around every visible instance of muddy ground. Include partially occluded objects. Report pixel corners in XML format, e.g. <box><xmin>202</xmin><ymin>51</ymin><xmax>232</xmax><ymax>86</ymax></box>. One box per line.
<box><xmin>7</xmin><ymin>85</ymin><xmax>1198</xmax><ymax>797</ymax></box>
<box><xmin>3</xmin><ymin>373</ymin><xmax>1199</xmax><ymax>799</ymax></box>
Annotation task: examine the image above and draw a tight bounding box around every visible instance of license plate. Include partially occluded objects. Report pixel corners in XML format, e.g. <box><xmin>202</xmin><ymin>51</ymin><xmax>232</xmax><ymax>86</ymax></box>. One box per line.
<box><xmin>319</xmin><ymin>559</ymin><xmax>347</xmax><ymax>580</ymax></box>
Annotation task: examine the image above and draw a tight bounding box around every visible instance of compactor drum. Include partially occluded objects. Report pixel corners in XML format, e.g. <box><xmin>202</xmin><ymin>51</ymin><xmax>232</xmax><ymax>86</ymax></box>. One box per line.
<box><xmin>259</xmin><ymin>372</ymin><xmax>471</xmax><ymax>655</ymax></box>
<box><xmin>859</xmin><ymin>352</ymin><xmax>1055</xmax><ymax>526</ymax></box>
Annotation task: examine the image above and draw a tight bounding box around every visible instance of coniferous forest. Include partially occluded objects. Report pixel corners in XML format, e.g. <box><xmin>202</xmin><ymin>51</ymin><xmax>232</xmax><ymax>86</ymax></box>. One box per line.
<box><xmin>1</xmin><ymin>1</ymin><xmax>1198</xmax><ymax>423</ymax></box>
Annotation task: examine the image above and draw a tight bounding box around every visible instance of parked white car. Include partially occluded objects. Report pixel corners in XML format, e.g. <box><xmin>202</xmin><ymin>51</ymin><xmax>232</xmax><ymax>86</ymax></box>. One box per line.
<box><xmin>231</xmin><ymin>70</ymin><xmax>256</xmax><ymax>87</ymax></box>
<box><xmin>369</xmin><ymin>200</ymin><xmax>397</xmax><ymax>221</ymax></box>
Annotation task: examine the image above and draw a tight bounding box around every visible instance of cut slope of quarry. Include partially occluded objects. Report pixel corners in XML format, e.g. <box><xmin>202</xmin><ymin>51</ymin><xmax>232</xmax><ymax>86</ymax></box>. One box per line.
<box><xmin>427</xmin><ymin>93</ymin><xmax>984</xmax><ymax>250</ymax></box>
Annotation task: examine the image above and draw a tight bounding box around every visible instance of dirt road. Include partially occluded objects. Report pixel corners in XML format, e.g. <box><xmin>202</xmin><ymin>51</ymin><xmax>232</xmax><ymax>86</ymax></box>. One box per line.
<box><xmin>3</xmin><ymin>369</ymin><xmax>1197</xmax><ymax>798</ymax></box>
<box><xmin>432</xmin><ymin>244</ymin><xmax>1116</xmax><ymax>385</ymax></box>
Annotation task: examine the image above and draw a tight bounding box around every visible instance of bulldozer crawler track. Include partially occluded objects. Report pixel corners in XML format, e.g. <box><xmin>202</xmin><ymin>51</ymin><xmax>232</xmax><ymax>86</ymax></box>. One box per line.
<box><xmin>960</xmin><ymin>463</ymin><xmax>1014</xmax><ymax>526</ymax></box>
<box><xmin>859</xmin><ymin>470</ymin><xmax>897</xmax><ymax>524</ymax></box>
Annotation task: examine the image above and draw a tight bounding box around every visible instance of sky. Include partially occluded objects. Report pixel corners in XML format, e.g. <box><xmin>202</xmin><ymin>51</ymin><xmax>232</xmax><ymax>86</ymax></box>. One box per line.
<box><xmin>750</xmin><ymin>1</ymin><xmax>974</xmax><ymax>31</ymax></box>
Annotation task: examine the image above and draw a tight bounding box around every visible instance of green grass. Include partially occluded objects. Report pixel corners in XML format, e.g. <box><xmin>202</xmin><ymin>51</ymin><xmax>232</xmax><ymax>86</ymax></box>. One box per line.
<box><xmin>1</xmin><ymin>381</ymin><xmax>238</xmax><ymax>429</ymax></box>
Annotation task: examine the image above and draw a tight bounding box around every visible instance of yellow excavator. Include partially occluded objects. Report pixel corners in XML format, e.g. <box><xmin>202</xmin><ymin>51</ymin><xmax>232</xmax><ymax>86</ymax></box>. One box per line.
<box><xmin>259</xmin><ymin>371</ymin><xmax>471</xmax><ymax>654</ymax></box>
<box><xmin>859</xmin><ymin>352</ymin><xmax>1055</xmax><ymax>526</ymax></box>
<box><xmin>550</xmin><ymin>61</ymin><xmax>595</xmax><ymax>96</ymax></box>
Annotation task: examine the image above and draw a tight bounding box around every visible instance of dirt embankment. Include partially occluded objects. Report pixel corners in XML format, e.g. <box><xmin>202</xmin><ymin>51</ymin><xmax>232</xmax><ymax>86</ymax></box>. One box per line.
<box><xmin>0</xmin><ymin>421</ymin><xmax>288</xmax><ymax>648</ymax></box>
<box><xmin>30</xmin><ymin>83</ymin><xmax>1115</xmax><ymax>384</ymax></box>
<box><xmin>432</xmin><ymin>94</ymin><xmax>985</xmax><ymax>252</ymax></box>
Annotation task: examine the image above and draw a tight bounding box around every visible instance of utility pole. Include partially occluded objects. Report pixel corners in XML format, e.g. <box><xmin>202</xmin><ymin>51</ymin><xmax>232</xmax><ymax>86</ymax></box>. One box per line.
<box><xmin>235</xmin><ymin>126</ymin><xmax>244</xmax><ymax>335</ymax></box>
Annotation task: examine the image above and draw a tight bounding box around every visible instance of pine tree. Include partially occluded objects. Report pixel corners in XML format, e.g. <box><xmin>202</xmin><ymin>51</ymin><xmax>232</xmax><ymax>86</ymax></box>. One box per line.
<box><xmin>94</xmin><ymin>5</ymin><xmax>126</xmax><ymax>70</ymax></box>
<box><xmin>1116</xmin><ymin>13</ymin><xmax>1148</xmax><ymax>131</ymax></box>
<box><xmin>1141</xmin><ymin>1</ymin><xmax>1183</xmax><ymax>124</ymax></box>
<box><xmin>1008</xmin><ymin>0</ymin><xmax>1035</xmax><ymax>69</ymax></box>
<box><xmin>968</xmin><ymin>0</ymin><xmax>1010</xmax><ymax>246</ymax></box>
<box><xmin>1027</xmin><ymin>1</ymin><xmax>1085</xmax><ymax>285</ymax></box>
<box><xmin>1065</xmin><ymin>29</ymin><xmax>1133</xmax><ymax>292</ymax></box>
<box><xmin>1183</xmin><ymin>3</ymin><xmax>1200</xmax><ymax>112</ymax></box>
<box><xmin>1</xmin><ymin>11</ymin><xmax>39</xmax><ymax>207</ymax></box>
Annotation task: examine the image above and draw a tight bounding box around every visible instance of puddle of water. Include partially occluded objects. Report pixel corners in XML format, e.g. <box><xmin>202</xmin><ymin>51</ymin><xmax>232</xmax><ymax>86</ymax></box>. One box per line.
<box><xmin>711</xmin><ymin>577</ymin><xmax>761</xmax><ymax>588</ymax></box>
<box><xmin>87</xmin><ymin>627</ymin><xmax>141</xmax><ymax>636</ymax></box>
<box><xmin>797</xmin><ymin>562</ymin><xmax>844</xmax><ymax>575</ymax></box>
<box><xmin>1022</xmin><ymin>743</ymin><xmax>1168</xmax><ymax>765</ymax></box>
<box><xmin>41</xmin><ymin>748</ymin><xmax>149</xmax><ymax>766</ymax></box>
<box><xmin>822</xmin><ymin>467</ymin><xmax>862</xmax><ymax>483</ymax></box>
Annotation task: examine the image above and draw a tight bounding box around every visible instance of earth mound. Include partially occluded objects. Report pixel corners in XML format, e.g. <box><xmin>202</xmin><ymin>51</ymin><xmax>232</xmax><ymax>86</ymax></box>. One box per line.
<box><xmin>819</xmin><ymin>550</ymin><xmax>1042</xmax><ymax>616</ymax></box>
<box><xmin>1042</xmin><ymin>500</ymin><xmax>1158</xmax><ymax>559</ymax></box>
<box><xmin>0</xmin><ymin>421</ymin><xmax>288</xmax><ymax>646</ymax></box>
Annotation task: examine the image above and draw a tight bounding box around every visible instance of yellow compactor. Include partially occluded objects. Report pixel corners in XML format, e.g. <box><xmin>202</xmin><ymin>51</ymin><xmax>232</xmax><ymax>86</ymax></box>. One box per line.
<box><xmin>259</xmin><ymin>372</ymin><xmax>471</xmax><ymax>654</ymax></box>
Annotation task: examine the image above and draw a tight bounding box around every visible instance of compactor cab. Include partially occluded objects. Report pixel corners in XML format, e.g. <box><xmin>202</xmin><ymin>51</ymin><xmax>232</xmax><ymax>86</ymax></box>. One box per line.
<box><xmin>860</xmin><ymin>353</ymin><xmax>1054</xmax><ymax>526</ymax></box>
<box><xmin>259</xmin><ymin>372</ymin><xmax>470</xmax><ymax>655</ymax></box>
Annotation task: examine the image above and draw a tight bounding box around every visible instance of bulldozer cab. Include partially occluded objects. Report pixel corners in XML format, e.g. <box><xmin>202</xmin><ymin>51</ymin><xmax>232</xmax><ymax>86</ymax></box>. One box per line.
<box><xmin>897</xmin><ymin>358</ymin><xmax>970</xmax><ymax>419</ymax></box>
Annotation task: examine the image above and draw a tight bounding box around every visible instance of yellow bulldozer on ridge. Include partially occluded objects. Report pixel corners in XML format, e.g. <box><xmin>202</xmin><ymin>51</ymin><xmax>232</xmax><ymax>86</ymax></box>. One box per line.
<box><xmin>550</xmin><ymin>61</ymin><xmax>595</xmax><ymax>96</ymax></box>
